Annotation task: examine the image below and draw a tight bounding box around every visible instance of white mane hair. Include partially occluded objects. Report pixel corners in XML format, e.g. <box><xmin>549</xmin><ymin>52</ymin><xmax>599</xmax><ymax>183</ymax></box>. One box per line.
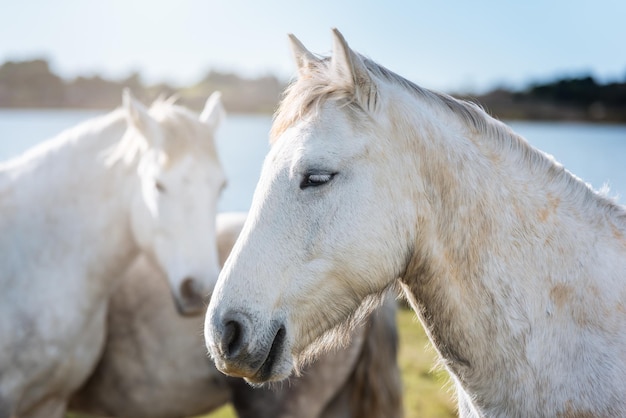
<box><xmin>272</xmin><ymin>45</ymin><xmax>624</xmax><ymax>224</ymax></box>
<box><xmin>105</xmin><ymin>96</ymin><xmax>220</xmax><ymax>167</ymax></box>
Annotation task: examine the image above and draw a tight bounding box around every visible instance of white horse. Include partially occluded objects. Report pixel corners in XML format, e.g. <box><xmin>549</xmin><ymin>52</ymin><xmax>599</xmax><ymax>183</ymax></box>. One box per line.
<box><xmin>0</xmin><ymin>90</ymin><xmax>226</xmax><ymax>418</ymax></box>
<box><xmin>205</xmin><ymin>29</ymin><xmax>626</xmax><ymax>417</ymax></box>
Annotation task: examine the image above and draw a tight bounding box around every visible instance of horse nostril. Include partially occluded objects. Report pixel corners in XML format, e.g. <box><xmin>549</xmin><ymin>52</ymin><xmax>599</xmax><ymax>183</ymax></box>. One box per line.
<box><xmin>180</xmin><ymin>276</ymin><xmax>201</xmax><ymax>300</ymax></box>
<box><xmin>222</xmin><ymin>319</ymin><xmax>243</xmax><ymax>358</ymax></box>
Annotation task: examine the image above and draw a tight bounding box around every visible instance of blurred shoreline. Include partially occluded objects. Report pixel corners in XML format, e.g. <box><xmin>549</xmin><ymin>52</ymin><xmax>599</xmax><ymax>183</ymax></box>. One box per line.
<box><xmin>1</xmin><ymin>59</ymin><xmax>625</xmax><ymax>123</ymax></box>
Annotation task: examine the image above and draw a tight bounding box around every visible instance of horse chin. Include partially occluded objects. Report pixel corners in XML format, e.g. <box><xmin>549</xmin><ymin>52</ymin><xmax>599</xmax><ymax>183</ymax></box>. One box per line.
<box><xmin>243</xmin><ymin>325</ymin><xmax>294</xmax><ymax>384</ymax></box>
<box><xmin>244</xmin><ymin>354</ymin><xmax>294</xmax><ymax>385</ymax></box>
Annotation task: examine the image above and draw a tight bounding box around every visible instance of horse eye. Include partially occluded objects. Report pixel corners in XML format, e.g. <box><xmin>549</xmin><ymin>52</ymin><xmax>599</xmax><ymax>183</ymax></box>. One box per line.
<box><xmin>300</xmin><ymin>172</ymin><xmax>336</xmax><ymax>190</ymax></box>
<box><xmin>155</xmin><ymin>181</ymin><xmax>166</xmax><ymax>193</ymax></box>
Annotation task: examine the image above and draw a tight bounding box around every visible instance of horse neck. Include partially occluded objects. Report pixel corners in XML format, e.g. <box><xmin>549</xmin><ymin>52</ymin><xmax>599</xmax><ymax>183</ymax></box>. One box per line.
<box><xmin>1</xmin><ymin>110</ymin><xmax>141</xmax><ymax>295</ymax></box>
<box><xmin>390</xmin><ymin>92</ymin><xmax>626</xmax><ymax>405</ymax></box>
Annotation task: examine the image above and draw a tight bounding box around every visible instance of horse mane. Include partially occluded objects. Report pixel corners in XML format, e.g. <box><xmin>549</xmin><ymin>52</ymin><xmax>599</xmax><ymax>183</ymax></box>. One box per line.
<box><xmin>272</xmin><ymin>52</ymin><xmax>625</xmax><ymax>222</ymax></box>
<box><xmin>105</xmin><ymin>97</ymin><xmax>219</xmax><ymax>167</ymax></box>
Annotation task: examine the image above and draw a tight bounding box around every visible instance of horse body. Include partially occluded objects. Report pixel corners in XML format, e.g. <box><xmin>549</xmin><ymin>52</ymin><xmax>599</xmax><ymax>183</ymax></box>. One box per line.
<box><xmin>205</xmin><ymin>30</ymin><xmax>626</xmax><ymax>416</ymax></box>
<box><xmin>69</xmin><ymin>255</ymin><xmax>230</xmax><ymax>418</ymax></box>
<box><xmin>0</xmin><ymin>112</ymin><xmax>135</xmax><ymax>417</ymax></box>
<box><xmin>0</xmin><ymin>91</ymin><xmax>226</xmax><ymax>418</ymax></box>
<box><xmin>71</xmin><ymin>212</ymin><xmax>402</xmax><ymax>418</ymax></box>
<box><xmin>69</xmin><ymin>214</ymin><xmax>247</xmax><ymax>418</ymax></box>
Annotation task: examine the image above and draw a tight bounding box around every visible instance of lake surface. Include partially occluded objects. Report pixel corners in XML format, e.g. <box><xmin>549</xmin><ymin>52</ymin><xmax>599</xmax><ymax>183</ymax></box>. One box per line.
<box><xmin>0</xmin><ymin>109</ymin><xmax>624</xmax><ymax>210</ymax></box>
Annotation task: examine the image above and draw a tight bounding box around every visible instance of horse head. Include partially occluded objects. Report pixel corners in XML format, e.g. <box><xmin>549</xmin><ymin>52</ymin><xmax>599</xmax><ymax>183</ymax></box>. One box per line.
<box><xmin>125</xmin><ymin>90</ymin><xmax>227</xmax><ymax>316</ymax></box>
<box><xmin>205</xmin><ymin>30</ymin><xmax>409</xmax><ymax>382</ymax></box>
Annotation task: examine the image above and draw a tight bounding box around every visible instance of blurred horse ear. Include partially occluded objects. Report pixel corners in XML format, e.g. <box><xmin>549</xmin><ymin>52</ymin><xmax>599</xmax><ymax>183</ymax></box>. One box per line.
<box><xmin>161</xmin><ymin>93</ymin><xmax>180</xmax><ymax>106</ymax></box>
<box><xmin>288</xmin><ymin>33</ymin><xmax>321</xmax><ymax>77</ymax></box>
<box><xmin>123</xmin><ymin>88</ymin><xmax>162</xmax><ymax>145</ymax></box>
<box><xmin>200</xmin><ymin>91</ymin><xmax>226</xmax><ymax>131</ymax></box>
<box><xmin>330</xmin><ymin>28</ymin><xmax>376</xmax><ymax>110</ymax></box>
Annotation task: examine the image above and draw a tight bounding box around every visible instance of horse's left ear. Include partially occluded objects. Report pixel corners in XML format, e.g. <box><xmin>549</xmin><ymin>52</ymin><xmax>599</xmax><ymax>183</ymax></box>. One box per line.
<box><xmin>289</xmin><ymin>33</ymin><xmax>321</xmax><ymax>78</ymax></box>
<box><xmin>330</xmin><ymin>28</ymin><xmax>376</xmax><ymax>110</ymax></box>
<box><xmin>200</xmin><ymin>91</ymin><xmax>226</xmax><ymax>131</ymax></box>
<box><xmin>123</xmin><ymin>88</ymin><xmax>162</xmax><ymax>146</ymax></box>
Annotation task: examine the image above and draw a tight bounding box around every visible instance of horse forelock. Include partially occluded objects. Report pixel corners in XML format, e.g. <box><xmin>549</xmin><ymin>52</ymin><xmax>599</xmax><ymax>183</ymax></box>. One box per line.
<box><xmin>271</xmin><ymin>57</ymin><xmax>365</xmax><ymax>145</ymax></box>
<box><xmin>105</xmin><ymin>101</ymin><xmax>220</xmax><ymax>168</ymax></box>
<box><xmin>271</xmin><ymin>53</ymin><xmax>515</xmax><ymax>155</ymax></box>
<box><xmin>276</xmin><ymin>51</ymin><xmax>502</xmax><ymax>141</ymax></box>
<box><xmin>149</xmin><ymin>102</ymin><xmax>220</xmax><ymax>166</ymax></box>
<box><xmin>101</xmin><ymin>110</ymin><xmax>146</xmax><ymax>167</ymax></box>
<box><xmin>273</xmin><ymin>50</ymin><xmax>625</xmax><ymax>224</ymax></box>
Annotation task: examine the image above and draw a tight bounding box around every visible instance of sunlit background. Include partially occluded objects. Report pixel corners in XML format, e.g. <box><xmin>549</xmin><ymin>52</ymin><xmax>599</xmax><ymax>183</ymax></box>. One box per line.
<box><xmin>3</xmin><ymin>0</ymin><xmax>626</xmax><ymax>93</ymax></box>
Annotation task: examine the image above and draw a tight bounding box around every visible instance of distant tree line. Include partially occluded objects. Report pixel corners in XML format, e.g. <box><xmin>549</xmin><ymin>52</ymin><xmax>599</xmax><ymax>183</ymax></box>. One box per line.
<box><xmin>1</xmin><ymin>58</ymin><xmax>625</xmax><ymax>122</ymax></box>
<box><xmin>461</xmin><ymin>75</ymin><xmax>626</xmax><ymax>123</ymax></box>
<box><xmin>0</xmin><ymin>59</ymin><xmax>286</xmax><ymax>113</ymax></box>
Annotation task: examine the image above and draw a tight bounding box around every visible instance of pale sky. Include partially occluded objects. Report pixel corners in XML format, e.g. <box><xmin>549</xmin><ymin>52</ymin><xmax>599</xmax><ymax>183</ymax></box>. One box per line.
<box><xmin>2</xmin><ymin>0</ymin><xmax>625</xmax><ymax>93</ymax></box>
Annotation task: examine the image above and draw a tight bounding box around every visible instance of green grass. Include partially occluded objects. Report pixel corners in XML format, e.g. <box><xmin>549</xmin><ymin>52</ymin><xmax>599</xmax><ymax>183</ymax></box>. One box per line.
<box><xmin>396</xmin><ymin>306</ymin><xmax>456</xmax><ymax>418</ymax></box>
<box><xmin>198</xmin><ymin>306</ymin><xmax>456</xmax><ymax>418</ymax></box>
<box><xmin>197</xmin><ymin>404</ymin><xmax>236</xmax><ymax>418</ymax></box>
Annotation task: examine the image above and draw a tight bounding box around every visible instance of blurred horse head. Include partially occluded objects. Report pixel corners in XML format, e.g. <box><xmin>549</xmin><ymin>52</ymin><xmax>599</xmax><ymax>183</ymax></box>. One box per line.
<box><xmin>116</xmin><ymin>90</ymin><xmax>226</xmax><ymax>314</ymax></box>
<box><xmin>0</xmin><ymin>90</ymin><xmax>225</xmax><ymax>417</ymax></box>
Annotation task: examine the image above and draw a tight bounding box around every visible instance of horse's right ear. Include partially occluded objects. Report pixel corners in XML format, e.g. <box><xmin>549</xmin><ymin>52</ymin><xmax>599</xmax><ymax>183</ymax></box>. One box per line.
<box><xmin>123</xmin><ymin>89</ymin><xmax>163</xmax><ymax>147</ymax></box>
<box><xmin>288</xmin><ymin>33</ymin><xmax>320</xmax><ymax>77</ymax></box>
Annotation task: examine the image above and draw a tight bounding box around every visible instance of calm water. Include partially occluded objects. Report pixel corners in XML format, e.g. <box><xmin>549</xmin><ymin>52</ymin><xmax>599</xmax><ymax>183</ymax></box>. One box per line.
<box><xmin>0</xmin><ymin>109</ymin><xmax>624</xmax><ymax>210</ymax></box>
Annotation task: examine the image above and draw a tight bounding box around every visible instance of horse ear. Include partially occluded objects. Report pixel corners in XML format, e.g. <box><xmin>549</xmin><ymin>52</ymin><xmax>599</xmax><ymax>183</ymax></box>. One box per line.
<box><xmin>199</xmin><ymin>91</ymin><xmax>225</xmax><ymax>131</ymax></box>
<box><xmin>330</xmin><ymin>28</ymin><xmax>376</xmax><ymax>109</ymax></box>
<box><xmin>288</xmin><ymin>33</ymin><xmax>320</xmax><ymax>77</ymax></box>
<box><xmin>123</xmin><ymin>88</ymin><xmax>162</xmax><ymax>145</ymax></box>
<box><xmin>161</xmin><ymin>93</ymin><xmax>180</xmax><ymax>106</ymax></box>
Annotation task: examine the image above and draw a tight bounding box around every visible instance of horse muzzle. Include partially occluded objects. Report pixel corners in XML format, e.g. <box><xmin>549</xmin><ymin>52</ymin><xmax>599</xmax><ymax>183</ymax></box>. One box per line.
<box><xmin>173</xmin><ymin>276</ymin><xmax>210</xmax><ymax>316</ymax></box>
<box><xmin>205</xmin><ymin>309</ymin><xmax>291</xmax><ymax>383</ymax></box>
